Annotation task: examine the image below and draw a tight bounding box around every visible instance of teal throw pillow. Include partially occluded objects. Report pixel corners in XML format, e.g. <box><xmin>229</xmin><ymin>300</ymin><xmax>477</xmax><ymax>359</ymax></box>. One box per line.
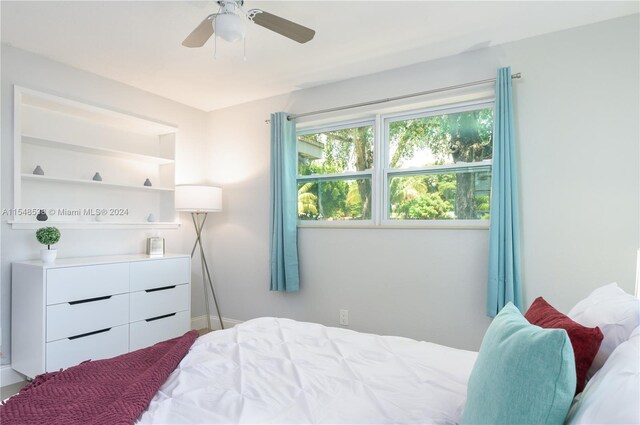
<box><xmin>462</xmin><ymin>303</ymin><xmax>576</xmax><ymax>425</ymax></box>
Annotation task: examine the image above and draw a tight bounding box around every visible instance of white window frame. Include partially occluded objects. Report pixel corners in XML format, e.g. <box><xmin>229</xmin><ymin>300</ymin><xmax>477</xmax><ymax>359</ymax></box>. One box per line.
<box><xmin>296</xmin><ymin>118</ymin><xmax>376</xmax><ymax>227</ymax></box>
<box><xmin>296</xmin><ymin>99</ymin><xmax>494</xmax><ymax>228</ymax></box>
<box><xmin>380</xmin><ymin>100</ymin><xmax>494</xmax><ymax>228</ymax></box>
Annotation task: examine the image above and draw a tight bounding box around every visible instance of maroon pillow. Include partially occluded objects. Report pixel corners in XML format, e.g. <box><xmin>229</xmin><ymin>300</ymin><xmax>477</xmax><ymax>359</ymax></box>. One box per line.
<box><xmin>524</xmin><ymin>297</ymin><xmax>603</xmax><ymax>394</ymax></box>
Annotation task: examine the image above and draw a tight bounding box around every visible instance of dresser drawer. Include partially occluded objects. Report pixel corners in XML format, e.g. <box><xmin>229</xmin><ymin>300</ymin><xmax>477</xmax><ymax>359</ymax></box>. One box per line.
<box><xmin>129</xmin><ymin>310</ymin><xmax>190</xmax><ymax>351</ymax></box>
<box><xmin>46</xmin><ymin>293</ymin><xmax>129</xmax><ymax>342</ymax></box>
<box><xmin>130</xmin><ymin>257</ymin><xmax>190</xmax><ymax>291</ymax></box>
<box><xmin>130</xmin><ymin>283</ymin><xmax>189</xmax><ymax>323</ymax></box>
<box><xmin>46</xmin><ymin>263</ymin><xmax>129</xmax><ymax>305</ymax></box>
<box><xmin>46</xmin><ymin>324</ymin><xmax>129</xmax><ymax>372</ymax></box>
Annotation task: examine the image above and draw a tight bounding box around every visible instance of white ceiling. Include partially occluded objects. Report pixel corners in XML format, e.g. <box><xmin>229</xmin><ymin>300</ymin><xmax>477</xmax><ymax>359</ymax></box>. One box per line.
<box><xmin>1</xmin><ymin>1</ymin><xmax>638</xmax><ymax>112</ymax></box>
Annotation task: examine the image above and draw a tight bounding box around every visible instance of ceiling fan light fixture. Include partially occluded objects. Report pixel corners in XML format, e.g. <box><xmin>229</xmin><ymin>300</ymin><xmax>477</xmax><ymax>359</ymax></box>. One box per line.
<box><xmin>182</xmin><ymin>0</ymin><xmax>315</xmax><ymax>49</ymax></box>
<box><xmin>215</xmin><ymin>13</ymin><xmax>244</xmax><ymax>42</ymax></box>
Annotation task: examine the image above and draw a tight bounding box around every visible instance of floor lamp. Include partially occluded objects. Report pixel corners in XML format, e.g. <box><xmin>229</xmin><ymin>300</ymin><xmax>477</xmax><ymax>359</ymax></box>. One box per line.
<box><xmin>175</xmin><ymin>185</ymin><xmax>224</xmax><ymax>330</ymax></box>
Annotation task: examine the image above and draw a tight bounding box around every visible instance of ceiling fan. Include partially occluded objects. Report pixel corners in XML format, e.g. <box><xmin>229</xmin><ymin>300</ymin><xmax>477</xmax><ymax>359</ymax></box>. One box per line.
<box><xmin>182</xmin><ymin>0</ymin><xmax>316</xmax><ymax>47</ymax></box>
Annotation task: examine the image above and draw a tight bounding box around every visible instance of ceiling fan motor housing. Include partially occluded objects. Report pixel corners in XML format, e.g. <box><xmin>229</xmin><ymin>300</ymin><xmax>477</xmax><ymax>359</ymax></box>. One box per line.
<box><xmin>217</xmin><ymin>0</ymin><xmax>243</xmax><ymax>13</ymax></box>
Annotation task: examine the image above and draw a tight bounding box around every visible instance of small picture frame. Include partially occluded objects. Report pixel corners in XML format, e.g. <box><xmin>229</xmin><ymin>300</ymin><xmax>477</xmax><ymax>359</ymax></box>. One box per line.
<box><xmin>147</xmin><ymin>237</ymin><xmax>165</xmax><ymax>256</ymax></box>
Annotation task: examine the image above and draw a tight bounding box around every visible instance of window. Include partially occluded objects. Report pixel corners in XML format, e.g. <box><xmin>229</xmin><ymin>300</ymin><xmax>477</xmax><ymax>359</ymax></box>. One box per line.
<box><xmin>297</xmin><ymin>122</ymin><xmax>374</xmax><ymax>221</ymax></box>
<box><xmin>296</xmin><ymin>101</ymin><xmax>493</xmax><ymax>226</ymax></box>
<box><xmin>385</xmin><ymin>105</ymin><xmax>493</xmax><ymax>221</ymax></box>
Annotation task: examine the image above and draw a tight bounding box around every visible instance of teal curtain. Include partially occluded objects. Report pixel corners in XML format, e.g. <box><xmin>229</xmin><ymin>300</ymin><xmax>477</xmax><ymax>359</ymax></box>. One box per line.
<box><xmin>487</xmin><ymin>67</ymin><xmax>522</xmax><ymax>317</ymax></box>
<box><xmin>269</xmin><ymin>112</ymin><xmax>300</xmax><ymax>292</ymax></box>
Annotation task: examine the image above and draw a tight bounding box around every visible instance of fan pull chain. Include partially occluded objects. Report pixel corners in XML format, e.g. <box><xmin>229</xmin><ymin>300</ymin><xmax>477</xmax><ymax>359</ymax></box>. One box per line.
<box><xmin>243</xmin><ymin>36</ymin><xmax>247</xmax><ymax>62</ymax></box>
<box><xmin>214</xmin><ymin>34</ymin><xmax>217</xmax><ymax>59</ymax></box>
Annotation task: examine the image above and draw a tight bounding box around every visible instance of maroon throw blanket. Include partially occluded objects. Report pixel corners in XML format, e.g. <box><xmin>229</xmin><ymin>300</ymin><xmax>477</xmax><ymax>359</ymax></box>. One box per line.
<box><xmin>1</xmin><ymin>330</ymin><xmax>198</xmax><ymax>425</ymax></box>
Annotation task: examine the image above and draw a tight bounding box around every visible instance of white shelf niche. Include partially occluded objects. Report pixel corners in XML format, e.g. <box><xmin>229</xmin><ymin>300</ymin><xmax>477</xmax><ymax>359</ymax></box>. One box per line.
<box><xmin>22</xmin><ymin>136</ymin><xmax>175</xmax><ymax>165</ymax></box>
<box><xmin>20</xmin><ymin>86</ymin><xmax>176</xmax><ymax>136</ymax></box>
<box><xmin>7</xmin><ymin>221</ymin><xmax>180</xmax><ymax>230</ymax></box>
<box><xmin>22</xmin><ymin>174</ymin><xmax>175</xmax><ymax>192</ymax></box>
<box><xmin>13</xmin><ymin>86</ymin><xmax>179</xmax><ymax>229</ymax></box>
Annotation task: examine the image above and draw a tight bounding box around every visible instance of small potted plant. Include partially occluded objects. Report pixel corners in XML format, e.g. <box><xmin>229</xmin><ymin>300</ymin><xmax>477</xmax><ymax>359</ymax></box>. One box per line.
<box><xmin>36</xmin><ymin>226</ymin><xmax>61</xmax><ymax>264</ymax></box>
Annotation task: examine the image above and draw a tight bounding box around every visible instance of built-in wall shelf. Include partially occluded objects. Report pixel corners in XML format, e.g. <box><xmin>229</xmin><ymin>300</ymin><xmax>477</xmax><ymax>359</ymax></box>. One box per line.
<box><xmin>8</xmin><ymin>221</ymin><xmax>180</xmax><ymax>230</ymax></box>
<box><xmin>12</xmin><ymin>86</ymin><xmax>179</xmax><ymax>228</ymax></box>
<box><xmin>20</xmin><ymin>86</ymin><xmax>177</xmax><ymax>136</ymax></box>
<box><xmin>22</xmin><ymin>136</ymin><xmax>175</xmax><ymax>165</ymax></box>
<box><xmin>22</xmin><ymin>174</ymin><xmax>175</xmax><ymax>192</ymax></box>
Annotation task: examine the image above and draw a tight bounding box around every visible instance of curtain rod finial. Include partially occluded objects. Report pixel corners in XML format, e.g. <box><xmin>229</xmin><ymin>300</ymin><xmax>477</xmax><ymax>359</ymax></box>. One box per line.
<box><xmin>512</xmin><ymin>73</ymin><xmax>522</xmax><ymax>79</ymax></box>
<box><xmin>265</xmin><ymin>117</ymin><xmax>292</xmax><ymax>123</ymax></box>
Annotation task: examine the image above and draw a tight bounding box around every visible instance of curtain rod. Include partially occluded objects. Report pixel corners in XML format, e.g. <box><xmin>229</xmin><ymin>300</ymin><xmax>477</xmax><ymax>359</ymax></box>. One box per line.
<box><xmin>288</xmin><ymin>73</ymin><xmax>521</xmax><ymax>120</ymax></box>
<box><xmin>265</xmin><ymin>73</ymin><xmax>521</xmax><ymax>124</ymax></box>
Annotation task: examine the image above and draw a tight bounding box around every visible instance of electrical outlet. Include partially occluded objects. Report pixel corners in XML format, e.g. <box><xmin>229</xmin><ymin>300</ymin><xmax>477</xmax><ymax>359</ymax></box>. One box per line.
<box><xmin>339</xmin><ymin>309</ymin><xmax>349</xmax><ymax>326</ymax></box>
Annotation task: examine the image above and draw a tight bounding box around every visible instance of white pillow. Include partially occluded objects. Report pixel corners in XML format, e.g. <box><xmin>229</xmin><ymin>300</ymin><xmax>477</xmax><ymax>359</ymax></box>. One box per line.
<box><xmin>564</xmin><ymin>326</ymin><xmax>640</xmax><ymax>424</ymax></box>
<box><xmin>568</xmin><ymin>283</ymin><xmax>640</xmax><ymax>377</ymax></box>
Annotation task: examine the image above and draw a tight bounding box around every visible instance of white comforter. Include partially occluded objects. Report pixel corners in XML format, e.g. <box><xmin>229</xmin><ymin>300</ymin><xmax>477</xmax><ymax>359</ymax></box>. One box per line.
<box><xmin>138</xmin><ymin>318</ymin><xmax>477</xmax><ymax>424</ymax></box>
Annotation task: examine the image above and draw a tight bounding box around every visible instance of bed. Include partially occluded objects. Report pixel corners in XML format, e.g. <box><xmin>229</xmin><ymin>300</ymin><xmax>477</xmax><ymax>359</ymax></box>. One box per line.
<box><xmin>2</xmin><ymin>282</ymin><xmax>639</xmax><ymax>425</ymax></box>
<box><xmin>138</xmin><ymin>317</ymin><xmax>477</xmax><ymax>424</ymax></box>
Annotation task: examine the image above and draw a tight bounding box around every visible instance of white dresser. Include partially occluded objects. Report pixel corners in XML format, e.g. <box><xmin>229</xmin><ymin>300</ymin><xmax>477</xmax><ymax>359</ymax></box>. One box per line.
<box><xmin>11</xmin><ymin>254</ymin><xmax>191</xmax><ymax>378</ymax></box>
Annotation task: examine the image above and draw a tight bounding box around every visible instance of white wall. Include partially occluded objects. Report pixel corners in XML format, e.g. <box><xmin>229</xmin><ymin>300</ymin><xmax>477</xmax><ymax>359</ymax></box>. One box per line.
<box><xmin>205</xmin><ymin>15</ymin><xmax>639</xmax><ymax>351</ymax></box>
<box><xmin>0</xmin><ymin>46</ymin><xmax>211</xmax><ymax>365</ymax></box>
<box><xmin>1</xmin><ymin>14</ymin><xmax>637</xmax><ymax>362</ymax></box>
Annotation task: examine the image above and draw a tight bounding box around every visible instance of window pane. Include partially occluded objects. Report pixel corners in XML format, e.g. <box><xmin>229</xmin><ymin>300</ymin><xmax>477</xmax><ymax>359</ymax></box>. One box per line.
<box><xmin>298</xmin><ymin>125</ymin><xmax>374</xmax><ymax>176</ymax></box>
<box><xmin>388</xmin><ymin>108</ymin><xmax>493</xmax><ymax>169</ymax></box>
<box><xmin>389</xmin><ymin>170</ymin><xmax>491</xmax><ymax>220</ymax></box>
<box><xmin>298</xmin><ymin>177</ymin><xmax>372</xmax><ymax>221</ymax></box>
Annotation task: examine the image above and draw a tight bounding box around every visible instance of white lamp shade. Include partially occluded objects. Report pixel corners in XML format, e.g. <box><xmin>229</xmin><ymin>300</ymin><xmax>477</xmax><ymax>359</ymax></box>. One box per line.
<box><xmin>175</xmin><ymin>185</ymin><xmax>222</xmax><ymax>212</ymax></box>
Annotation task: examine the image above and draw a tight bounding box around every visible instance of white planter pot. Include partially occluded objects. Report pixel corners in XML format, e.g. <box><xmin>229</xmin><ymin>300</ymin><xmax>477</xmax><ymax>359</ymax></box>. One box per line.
<box><xmin>40</xmin><ymin>249</ymin><xmax>57</xmax><ymax>264</ymax></box>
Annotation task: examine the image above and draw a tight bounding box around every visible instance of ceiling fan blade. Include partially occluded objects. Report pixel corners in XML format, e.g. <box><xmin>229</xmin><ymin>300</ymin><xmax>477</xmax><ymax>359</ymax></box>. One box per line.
<box><xmin>248</xmin><ymin>10</ymin><xmax>315</xmax><ymax>44</ymax></box>
<box><xmin>182</xmin><ymin>14</ymin><xmax>217</xmax><ymax>48</ymax></box>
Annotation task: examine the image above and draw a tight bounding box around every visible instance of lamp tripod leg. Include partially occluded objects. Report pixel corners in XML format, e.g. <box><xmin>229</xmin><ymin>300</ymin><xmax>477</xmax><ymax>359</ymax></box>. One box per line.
<box><xmin>201</xmin><ymin>249</ymin><xmax>224</xmax><ymax>330</ymax></box>
<box><xmin>191</xmin><ymin>212</ymin><xmax>224</xmax><ymax>330</ymax></box>
<box><xmin>192</xmin><ymin>213</ymin><xmax>212</xmax><ymax>330</ymax></box>
<box><xmin>190</xmin><ymin>214</ymin><xmax>203</xmax><ymax>257</ymax></box>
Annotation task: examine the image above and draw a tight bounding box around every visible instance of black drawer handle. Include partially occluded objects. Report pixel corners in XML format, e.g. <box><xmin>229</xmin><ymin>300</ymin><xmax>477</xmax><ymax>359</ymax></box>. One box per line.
<box><xmin>69</xmin><ymin>327</ymin><xmax>111</xmax><ymax>340</ymax></box>
<box><xmin>69</xmin><ymin>295</ymin><xmax>112</xmax><ymax>305</ymax></box>
<box><xmin>145</xmin><ymin>285</ymin><xmax>176</xmax><ymax>293</ymax></box>
<box><xmin>145</xmin><ymin>312</ymin><xmax>176</xmax><ymax>322</ymax></box>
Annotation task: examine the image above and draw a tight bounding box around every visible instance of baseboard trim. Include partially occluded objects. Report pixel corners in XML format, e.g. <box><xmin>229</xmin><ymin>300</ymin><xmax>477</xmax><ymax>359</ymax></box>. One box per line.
<box><xmin>191</xmin><ymin>315</ymin><xmax>243</xmax><ymax>331</ymax></box>
<box><xmin>1</xmin><ymin>365</ymin><xmax>26</xmax><ymax>386</ymax></box>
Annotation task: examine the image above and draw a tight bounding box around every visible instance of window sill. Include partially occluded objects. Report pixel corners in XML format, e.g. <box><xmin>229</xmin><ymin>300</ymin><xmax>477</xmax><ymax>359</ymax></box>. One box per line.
<box><xmin>297</xmin><ymin>220</ymin><xmax>489</xmax><ymax>230</ymax></box>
